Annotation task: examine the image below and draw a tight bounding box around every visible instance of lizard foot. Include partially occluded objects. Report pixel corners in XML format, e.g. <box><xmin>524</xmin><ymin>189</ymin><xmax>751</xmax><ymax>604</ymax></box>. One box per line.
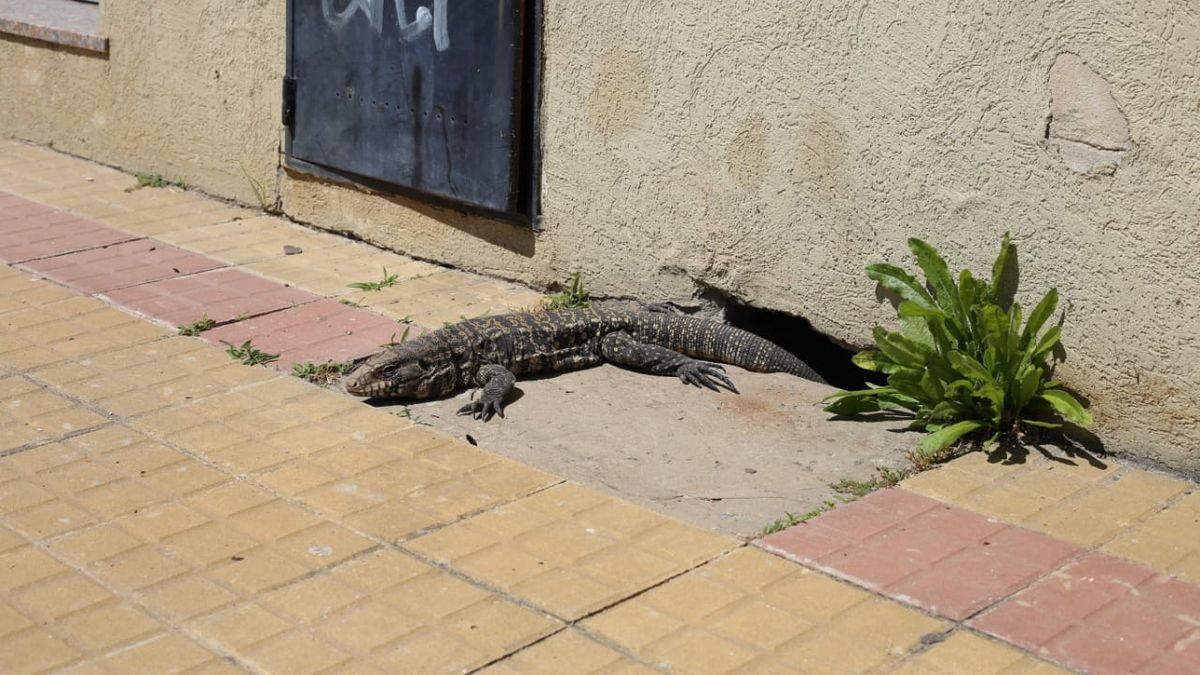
<box><xmin>677</xmin><ymin>362</ymin><xmax>738</xmax><ymax>393</ymax></box>
<box><xmin>457</xmin><ymin>392</ymin><xmax>506</xmax><ymax>421</ymax></box>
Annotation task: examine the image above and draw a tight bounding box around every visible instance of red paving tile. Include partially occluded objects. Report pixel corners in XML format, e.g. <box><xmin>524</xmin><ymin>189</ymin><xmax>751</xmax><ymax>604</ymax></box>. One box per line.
<box><xmin>17</xmin><ymin>239</ymin><xmax>225</xmax><ymax>293</ymax></box>
<box><xmin>758</xmin><ymin>488</ymin><xmax>1080</xmax><ymax>620</ymax></box>
<box><xmin>0</xmin><ymin>193</ymin><xmax>136</xmax><ymax>262</ymax></box>
<box><xmin>102</xmin><ymin>268</ymin><xmax>321</xmax><ymax>327</ymax></box>
<box><xmin>202</xmin><ymin>299</ymin><xmax>420</xmax><ymax>369</ymax></box>
<box><xmin>0</xmin><ymin>216</ymin><xmax>136</xmax><ymax>263</ymax></box>
<box><xmin>972</xmin><ymin>552</ymin><xmax>1200</xmax><ymax>675</ymax></box>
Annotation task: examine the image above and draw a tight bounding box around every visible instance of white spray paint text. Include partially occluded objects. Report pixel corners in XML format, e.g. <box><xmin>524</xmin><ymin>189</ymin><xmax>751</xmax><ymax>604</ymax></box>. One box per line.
<box><xmin>321</xmin><ymin>0</ymin><xmax>450</xmax><ymax>52</ymax></box>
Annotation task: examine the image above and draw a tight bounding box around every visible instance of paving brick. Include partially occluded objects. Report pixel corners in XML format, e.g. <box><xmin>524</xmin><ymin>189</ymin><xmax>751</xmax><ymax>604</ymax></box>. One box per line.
<box><xmin>100</xmin><ymin>632</ymin><xmax>221</xmax><ymax>673</ymax></box>
<box><xmin>0</xmin><ymin>627</ymin><xmax>82</xmax><ymax>673</ymax></box>
<box><xmin>0</xmin><ymin>197</ymin><xmax>136</xmax><ymax>262</ymax></box>
<box><xmin>891</xmin><ymin>631</ymin><xmax>1071</xmax><ymax>674</ymax></box>
<box><xmin>341</xmin><ymin>269</ymin><xmax>543</xmax><ymax>328</ymax></box>
<box><xmin>486</xmin><ymin>629</ymin><xmax>660</xmax><ymax>674</ymax></box>
<box><xmin>243</xmin><ymin>245</ymin><xmax>441</xmax><ymax>297</ymax></box>
<box><xmin>18</xmin><ymin>239</ymin><xmax>226</xmax><ymax>293</ymax></box>
<box><xmin>201</xmin><ymin>298</ymin><xmax>415</xmax><ymax>369</ymax></box>
<box><xmin>1103</xmin><ymin>491</ymin><xmax>1200</xmax><ymax>582</ymax></box>
<box><xmin>0</xmin><ymin>379</ymin><xmax>109</xmax><ymax>452</ymax></box>
<box><xmin>409</xmin><ymin>482</ymin><xmax>735</xmax><ymax>620</ymax></box>
<box><xmin>973</xmin><ymin>552</ymin><xmax>1200</xmax><ymax>675</ymax></box>
<box><xmin>585</xmin><ymin>547</ymin><xmax>944</xmax><ymax>672</ymax></box>
<box><xmin>103</xmin><ymin>266</ymin><xmax>320</xmax><ymax>328</ymax></box>
<box><xmin>154</xmin><ymin>215</ymin><xmax>343</xmax><ymax>265</ymax></box>
<box><xmin>760</xmin><ymin>489</ymin><xmax>1080</xmax><ymax>621</ymax></box>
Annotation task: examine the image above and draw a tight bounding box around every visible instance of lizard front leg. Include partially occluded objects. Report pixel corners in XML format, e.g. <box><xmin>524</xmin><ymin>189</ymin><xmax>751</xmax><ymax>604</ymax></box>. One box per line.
<box><xmin>599</xmin><ymin>331</ymin><xmax>737</xmax><ymax>392</ymax></box>
<box><xmin>457</xmin><ymin>364</ymin><xmax>516</xmax><ymax>421</ymax></box>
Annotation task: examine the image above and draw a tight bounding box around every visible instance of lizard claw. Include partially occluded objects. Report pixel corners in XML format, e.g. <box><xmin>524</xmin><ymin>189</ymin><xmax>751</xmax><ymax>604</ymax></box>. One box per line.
<box><xmin>457</xmin><ymin>392</ymin><xmax>506</xmax><ymax>421</ymax></box>
<box><xmin>677</xmin><ymin>362</ymin><xmax>738</xmax><ymax>393</ymax></box>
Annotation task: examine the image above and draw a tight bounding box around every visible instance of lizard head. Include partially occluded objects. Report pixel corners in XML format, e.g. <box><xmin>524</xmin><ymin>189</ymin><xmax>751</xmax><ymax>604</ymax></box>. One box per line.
<box><xmin>343</xmin><ymin>344</ymin><xmax>457</xmax><ymax>399</ymax></box>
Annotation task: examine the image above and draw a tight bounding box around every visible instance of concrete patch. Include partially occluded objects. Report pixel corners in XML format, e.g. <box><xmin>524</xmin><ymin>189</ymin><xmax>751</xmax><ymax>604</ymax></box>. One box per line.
<box><xmin>387</xmin><ymin>364</ymin><xmax>914</xmax><ymax>539</ymax></box>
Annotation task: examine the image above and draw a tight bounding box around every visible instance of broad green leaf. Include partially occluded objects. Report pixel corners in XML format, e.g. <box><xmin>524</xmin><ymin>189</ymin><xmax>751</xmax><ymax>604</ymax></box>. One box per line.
<box><xmin>867</xmin><ymin>263</ymin><xmax>935</xmax><ymax>308</ymax></box>
<box><xmin>949</xmin><ymin>351</ymin><xmax>992</xmax><ymax>384</ymax></box>
<box><xmin>958</xmin><ymin>269</ymin><xmax>979</xmax><ymax>312</ymax></box>
<box><xmin>945</xmin><ymin>379</ymin><xmax>975</xmax><ymax>399</ymax></box>
<box><xmin>908</xmin><ymin>238</ymin><xmax>962</xmax><ymax>319</ymax></box>
<box><xmin>890</xmin><ymin>369</ymin><xmax>941</xmax><ymax>405</ymax></box>
<box><xmin>824</xmin><ymin>396</ymin><xmax>886</xmax><ymax>415</ymax></box>
<box><xmin>981</xmin><ymin>304</ymin><xmax>1008</xmax><ymax>346</ymax></box>
<box><xmin>851</xmin><ymin>350</ymin><xmax>894</xmax><ymax>373</ymax></box>
<box><xmin>1013</xmin><ymin>364</ymin><xmax>1042</xmax><ymax>414</ymax></box>
<box><xmin>875</xmin><ymin>328</ymin><xmax>932</xmax><ymax>368</ymax></box>
<box><xmin>1030</xmin><ymin>325</ymin><xmax>1062</xmax><ymax>361</ymax></box>
<box><xmin>990</xmin><ymin>232</ymin><xmax>1017</xmax><ymax>308</ymax></box>
<box><xmin>918</xmin><ymin>420</ymin><xmax>984</xmax><ymax>454</ymax></box>
<box><xmin>1036</xmin><ymin>389</ymin><xmax>1093</xmax><ymax>426</ymax></box>
<box><xmin>898</xmin><ymin>314</ymin><xmax>935</xmax><ymax>350</ymax></box>
<box><xmin>897</xmin><ymin>301</ymin><xmax>946</xmax><ymax>320</ymax></box>
<box><xmin>1021</xmin><ymin>288</ymin><xmax>1058</xmax><ymax>349</ymax></box>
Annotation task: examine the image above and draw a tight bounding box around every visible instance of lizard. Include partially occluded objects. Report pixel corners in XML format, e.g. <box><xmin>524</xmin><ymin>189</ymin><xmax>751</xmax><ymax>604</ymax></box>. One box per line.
<box><xmin>343</xmin><ymin>307</ymin><xmax>826</xmax><ymax>420</ymax></box>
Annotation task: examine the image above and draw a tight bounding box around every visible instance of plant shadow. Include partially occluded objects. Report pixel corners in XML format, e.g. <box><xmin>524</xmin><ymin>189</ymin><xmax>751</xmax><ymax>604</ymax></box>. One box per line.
<box><xmin>984</xmin><ymin>422</ymin><xmax>1108</xmax><ymax>470</ymax></box>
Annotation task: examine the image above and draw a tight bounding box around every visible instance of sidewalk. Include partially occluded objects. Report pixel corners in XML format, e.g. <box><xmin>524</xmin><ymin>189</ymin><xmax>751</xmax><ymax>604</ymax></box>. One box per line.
<box><xmin>0</xmin><ymin>138</ymin><xmax>1197</xmax><ymax>673</ymax></box>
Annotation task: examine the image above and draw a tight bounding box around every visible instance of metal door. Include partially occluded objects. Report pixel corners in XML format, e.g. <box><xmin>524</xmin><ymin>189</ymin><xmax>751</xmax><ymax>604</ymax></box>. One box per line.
<box><xmin>285</xmin><ymin>0</ymin><xmax>534</xmax><ymax>219</ymax></box>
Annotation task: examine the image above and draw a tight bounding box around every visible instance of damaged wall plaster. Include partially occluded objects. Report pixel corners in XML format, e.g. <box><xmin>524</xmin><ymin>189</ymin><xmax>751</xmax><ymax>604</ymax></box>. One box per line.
<box><xmin>1047</xmin><ymin>53</ymin><xmax>1136</xmax><ymax>175</ymax></box>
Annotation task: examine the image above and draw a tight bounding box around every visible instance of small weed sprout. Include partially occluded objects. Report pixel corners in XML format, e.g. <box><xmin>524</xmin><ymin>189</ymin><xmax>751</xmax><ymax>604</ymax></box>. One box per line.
<box><xmin>759</xmin><ymin>465</ymin><xmax>916</xmax><ymax>536</ymax></box>
<box><xmin>221</xmin><ymin>340</ymin><xmax>279</xmax><ymax>366</ymax></box>
<box><xmin>391</xmin><ymin>407</ymin><xmax>431</xmax><ymax>426</ymax></box>
<box><xmin>381</xmin><ymin>326</ymin><xmax>412</xmax><ymax>348</ymax></box>
<box><xmin>177</xmin><ymin>314</ymin><xmax>216</xmax><ymax>336</ymax></box>
<box><xmin>348</xmin><ymin>267</ymin><xmax>400</xmax><ymax>292</ymax></box>
<box><xmin>542</xmin><ymin>272</ymin><xmax>591</xmax><ymax>311</ymax></box>
<box><xmin>240</xmin><ymin>164</ymin><xmax>273</xmax><ymax>212</ymax></box>
<box><xmin>126</xmin><ymin>172</ymin><xmax>185</xmax><ymax>192</ymax></box>
<box><xmin>292</xmin><ymin>360</ymin><xmax>353</xmax><ymax>385</ymax></box>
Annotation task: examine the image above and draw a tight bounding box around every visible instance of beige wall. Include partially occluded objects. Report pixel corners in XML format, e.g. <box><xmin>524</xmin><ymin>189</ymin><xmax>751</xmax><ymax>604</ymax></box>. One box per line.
<box><xmin>3</xmin><ymin>0</ymin><xmax>1199</xmax><ymax>473</ymax></box>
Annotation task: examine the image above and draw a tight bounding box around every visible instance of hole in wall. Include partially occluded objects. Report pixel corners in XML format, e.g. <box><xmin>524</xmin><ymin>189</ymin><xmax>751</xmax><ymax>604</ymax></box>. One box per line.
<box><xmin>692</xmin><ymin>287</ymin><xmax>883</xmax><ymax>390</ymax></box>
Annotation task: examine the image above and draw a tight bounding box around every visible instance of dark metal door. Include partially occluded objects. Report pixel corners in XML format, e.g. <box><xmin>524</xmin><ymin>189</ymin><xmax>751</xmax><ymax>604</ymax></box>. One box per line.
<box><xmin>286</xmin><ymin>0</ymin><xmax>528</xmax><ymax>216</ymax></box>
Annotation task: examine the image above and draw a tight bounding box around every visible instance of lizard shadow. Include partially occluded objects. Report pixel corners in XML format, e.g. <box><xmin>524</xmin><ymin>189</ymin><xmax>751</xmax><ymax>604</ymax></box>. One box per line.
<box><xmin>362</xmin><ymin>387</ymin><xmax>528</xmax><ymax>410</ymax></box>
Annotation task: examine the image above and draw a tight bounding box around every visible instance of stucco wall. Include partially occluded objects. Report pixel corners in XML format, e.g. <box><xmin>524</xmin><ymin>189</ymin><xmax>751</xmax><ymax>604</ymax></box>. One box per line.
<box><xmin>2</xmin><ymin>0</ymin><xmax>1199</xmax><ymax>473</ymax></box>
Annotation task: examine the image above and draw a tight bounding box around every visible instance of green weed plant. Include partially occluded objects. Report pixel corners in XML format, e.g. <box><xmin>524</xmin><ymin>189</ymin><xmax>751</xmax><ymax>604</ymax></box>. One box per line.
<box><xmin>824</xmin><ymin>234</ymin><xmax>1091</xmax><ymax>454</ymax></box>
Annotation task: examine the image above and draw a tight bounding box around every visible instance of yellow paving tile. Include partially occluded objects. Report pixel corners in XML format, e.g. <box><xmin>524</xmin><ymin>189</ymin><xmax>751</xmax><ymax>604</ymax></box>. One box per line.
<box><xmin>0</xmin><ymin>627</ymin><xmax>82</xmax><ymax>673</ymax></box>
<box><xmin>340</xmin><ymin>269</ymin><xmax>543</xmax><ymax>328</ymax></box>
<box><xmin>1019</xmin><ymin>470</ymin><xmax>1189</xmax><ymax>547</ymax></box>
<box><xmin>583</xmin><ymin>547</ymin><xmax>945</xmax><ymax>673</ymax></box>
<box><xmin>409</xmin><ymin>482</ymin><xmax>737</xmax><ymax>620</ymax></box>
<box><xmin>0</xmin><ymin>379</ymin><xmax>108</xmax><ymax>452</ymax></box>
<box><xmin>906</xmin><ymin>450</ymin><xmax>1189</xmax><ymax>549</ymax></box>
<box><xmin>482</xmin><ymin>629</ymin><xmax>657</xmax><ymax>674</ymax></box>
<box><xmin>1103</xmin><ymin>490</ymin><xmax>1200</xmax><ymax>581</ymax></box>
<box><xmin>891</xmin><ymin>630</ymin><xmax>1070</xmax><ymax>674</ymax></box>
<box><xmin>243</xmin><ymin>244</ymin><xmax>441</xmax><ymax>297</ymax></box>
<box><xmin>194</xmin><ymin>549</ymin><xmax>561</xmax><ymax>673</ymax></box>
<box><xmin>154</xmin><ymin>215</ymin><xmax>342</xmax><ymax>264</ymax></box>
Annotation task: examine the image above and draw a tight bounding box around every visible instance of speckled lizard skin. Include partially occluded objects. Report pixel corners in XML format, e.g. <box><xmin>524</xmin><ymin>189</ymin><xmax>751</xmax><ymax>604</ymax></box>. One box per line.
<box><xmin>344</xmin><ymin>308</ymin><xmax>825</xmax><ymax>420</ymax></box>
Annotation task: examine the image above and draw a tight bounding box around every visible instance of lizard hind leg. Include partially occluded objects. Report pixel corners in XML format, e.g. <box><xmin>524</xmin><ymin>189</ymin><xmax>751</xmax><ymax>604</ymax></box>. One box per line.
<box><xmin>599</xmin><ymin>331</ymin><xmax>738</xmax><ymax>393</ymax></box>
<box><xmin>457</xmin><ymin>364</ymin><xmax>517</xmax><ymax>421</ymax></box>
